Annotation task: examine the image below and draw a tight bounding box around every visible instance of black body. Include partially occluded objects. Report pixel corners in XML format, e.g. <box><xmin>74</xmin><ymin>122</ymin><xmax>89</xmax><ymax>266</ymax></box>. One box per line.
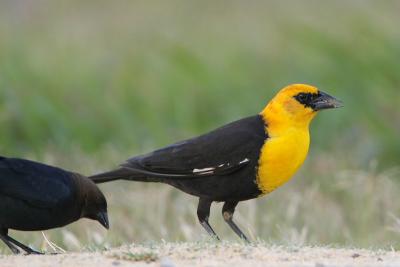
<box><xmin>90</xmin><ymin>115</ymin><xmax>268</xmax><ymax>241</ymax></box>
<box><xmin>0</xmin><ymin>156</ymin><xmax>108</xmax><ymax>254</ymax></box>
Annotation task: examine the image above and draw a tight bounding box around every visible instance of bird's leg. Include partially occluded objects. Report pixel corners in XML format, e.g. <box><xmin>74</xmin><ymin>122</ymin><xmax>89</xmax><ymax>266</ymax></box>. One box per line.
<box><xmin>0</xmin><ymin>235</ymin><xmax>20</xmax><ymax>254</ymax></box>
<box><xmin>0</xmin><ymin>229</ymin><xmax>20</xmax><ymax>255</ymax></box>
<box><xmin>222</xmin><ymin>201</ymin><xmax>250</xmax><ymax>242</ymax></box>
<box><xmin>197</xmin><ymin>198</ymin><xmax>220</xmax><ymax>240</ymax></box>
<box><xmin>5</xmin><ymin>235</ymin><xmax>43</xmax><ymax>255</ymax></box>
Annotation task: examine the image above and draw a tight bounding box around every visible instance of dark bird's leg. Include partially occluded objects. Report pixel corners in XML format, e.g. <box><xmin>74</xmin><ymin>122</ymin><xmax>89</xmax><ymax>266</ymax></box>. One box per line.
<box><xmin>5</xmin><ymin>235</ymin><xmax>43</xmax><ymax>255</ymax></box>
<box><xmin>0</xmin><ymin>229</ymin><xmax>42</xmax><ymax>255</ymax></box>
<box><xmin>222</xmin><ymin>201</ymin><xmax>250</xmax><ymax>242</ymax></box>
<box><xmin>197</xmin><ymin>198</ymin><xmax>220</xmax><ymax>240</ymax></box>
<box><xmin>0</xmin><ymin>229</ymin><xmax>20</xmax><ymax>255</ymax></box>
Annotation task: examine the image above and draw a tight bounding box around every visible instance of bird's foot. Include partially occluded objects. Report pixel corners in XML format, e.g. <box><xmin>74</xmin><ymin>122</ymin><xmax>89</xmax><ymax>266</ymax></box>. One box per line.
<box><xmin>24</xmin><ymin>248</ymin><xmax>44</xmax><ymax>255</ymax></box>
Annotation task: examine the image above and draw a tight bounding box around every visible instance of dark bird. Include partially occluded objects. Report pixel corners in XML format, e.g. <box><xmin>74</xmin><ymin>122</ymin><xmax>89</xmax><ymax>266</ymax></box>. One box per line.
<box><xmin>0</xmin><ymin>156</ymin><xmax>109</xmax><ymax>255</ymax></box>
<box><xmin>90</xmin><ymin>84</ymin><xmax>342</xmax><ymax>241</ymax></box>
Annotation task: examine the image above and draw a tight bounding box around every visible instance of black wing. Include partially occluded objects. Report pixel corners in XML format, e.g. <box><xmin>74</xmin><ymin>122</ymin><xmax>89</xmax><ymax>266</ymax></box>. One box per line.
<box><xmin>0</xmin><ymin>157</ymin><xmax>75</xmax><ymax>209</ymax></box>
<box><xmin>121</xmin><ymin>115</ymin><xmax>267</xmax><ymax>178</ymax></box>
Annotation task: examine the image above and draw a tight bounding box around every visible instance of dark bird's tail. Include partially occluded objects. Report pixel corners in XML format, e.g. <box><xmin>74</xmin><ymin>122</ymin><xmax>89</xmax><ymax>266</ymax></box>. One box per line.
<box><xmin>89</xmin><ymin>168</ymin><xmax>138</xmax><ymax>184</ymax></box>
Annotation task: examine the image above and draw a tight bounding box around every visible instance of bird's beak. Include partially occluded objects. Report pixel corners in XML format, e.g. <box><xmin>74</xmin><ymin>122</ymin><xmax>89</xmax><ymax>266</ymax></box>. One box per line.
<box><xmin>96</xmin><ymin>211</ymin><xmax>110</xmax><ymax>229</ymax></box>
<box><xmin>312</xmin><ymin>91</ymin><xmax>343</xmax><ymax>111</ymax></box>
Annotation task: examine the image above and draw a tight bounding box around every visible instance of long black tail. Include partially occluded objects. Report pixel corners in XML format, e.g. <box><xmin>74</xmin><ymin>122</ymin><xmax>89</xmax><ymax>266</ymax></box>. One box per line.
<box><xmin>89</xmin><ymin>168</ymin><xmax>140</xmax><ymax>184</ymax></box>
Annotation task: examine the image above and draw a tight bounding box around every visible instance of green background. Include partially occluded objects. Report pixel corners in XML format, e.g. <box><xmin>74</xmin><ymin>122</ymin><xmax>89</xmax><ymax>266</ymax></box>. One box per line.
<box><xmin>0</xmin><ymin>0</ymin><xmax>399</xmax><ymax>252</ymax></box>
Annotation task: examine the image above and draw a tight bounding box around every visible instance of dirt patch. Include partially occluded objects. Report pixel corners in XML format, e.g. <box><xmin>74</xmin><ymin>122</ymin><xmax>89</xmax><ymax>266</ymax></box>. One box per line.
<box><xmin>0</xmin><ymin>243</ymin><xmax>399</xmax><ymax>267</ymax></box>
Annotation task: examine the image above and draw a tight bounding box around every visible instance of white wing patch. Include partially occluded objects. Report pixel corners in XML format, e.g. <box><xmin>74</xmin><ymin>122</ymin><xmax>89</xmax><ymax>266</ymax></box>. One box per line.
<box><xmin>193</xmin><ymin>167</ymin><xmax>215</xmax><ymax>174</ymax></box>
<box><xmin>192</xmin><ymin>158</ymin><xmax>250</xmax><ymax>175</ymax></box>
<box><xmin>239</xmin><ymin>158</ymin><xmax>250</xmax><ymax>164</ymax></box>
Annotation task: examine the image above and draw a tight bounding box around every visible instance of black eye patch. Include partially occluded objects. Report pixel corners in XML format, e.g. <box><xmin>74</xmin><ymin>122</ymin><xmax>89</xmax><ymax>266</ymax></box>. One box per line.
<box><xmin>294</xmin><ymin>92</ymin><xmax>319</xmax><ymax>108</ymax></box>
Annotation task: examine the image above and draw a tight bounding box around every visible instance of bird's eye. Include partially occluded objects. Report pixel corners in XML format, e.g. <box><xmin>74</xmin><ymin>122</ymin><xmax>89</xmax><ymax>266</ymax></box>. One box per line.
<box><xmin>296</xmin><ymin>93</ymin><xmax>308</xmax><ymax>102</ymax></box>
<box><xmin>294</xmin><ymin>92</ymin><xmax>314</xmax><ymax>105</ymax></box>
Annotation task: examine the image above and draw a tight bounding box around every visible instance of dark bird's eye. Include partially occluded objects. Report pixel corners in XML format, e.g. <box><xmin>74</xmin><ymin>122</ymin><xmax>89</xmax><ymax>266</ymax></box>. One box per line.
<box><xmin>295</xmin><ymin>93</ymin><xmax>310</xmax><ymax>104</ymax></box>
<box><xmin>298</xmin><ymin>93</ymin><xmax>307</xmax><ymax>101</ymax></box>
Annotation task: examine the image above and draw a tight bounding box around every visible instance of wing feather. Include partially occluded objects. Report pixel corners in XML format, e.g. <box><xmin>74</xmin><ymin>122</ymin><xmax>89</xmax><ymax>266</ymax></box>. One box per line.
<box><xmin>0</xmin><ymin>157</ymin><xmax>75</xmax><ymax>209</ymax></box>
<box><xmin>121</xmin><ymin>115</ymin><xmax>267</xmax><ymax>179</ymax></box>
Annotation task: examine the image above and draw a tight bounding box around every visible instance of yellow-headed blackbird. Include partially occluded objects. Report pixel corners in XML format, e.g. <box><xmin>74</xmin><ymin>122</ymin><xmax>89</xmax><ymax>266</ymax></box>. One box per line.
<box><xmin>0</xmin><ymin>156</ymin><xmax>108</xmax><ymax>254</ymax></box>
<box><xmin>90</xmin><ymin>84</ymin><xmax>342</xmax><ymax>241</ymax></box>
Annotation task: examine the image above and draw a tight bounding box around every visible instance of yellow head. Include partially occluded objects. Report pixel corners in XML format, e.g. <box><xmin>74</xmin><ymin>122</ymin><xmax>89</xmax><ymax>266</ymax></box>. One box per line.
<box><xmin>261</xmin><ymin>84</ymin><xmax>342</xmax><ymax>132</ymax></box>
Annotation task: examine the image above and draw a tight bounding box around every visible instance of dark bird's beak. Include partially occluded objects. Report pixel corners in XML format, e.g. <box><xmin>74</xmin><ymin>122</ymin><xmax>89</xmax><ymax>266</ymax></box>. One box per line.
<box><xmin>312</xmin><ymin>91</ymin><xmax>343</xmax><ymax>111</ymax></box>
<box><xmin>96</xmin><ymin>211</ymin><xmax>110</xmax><ymax>229</ymax></box>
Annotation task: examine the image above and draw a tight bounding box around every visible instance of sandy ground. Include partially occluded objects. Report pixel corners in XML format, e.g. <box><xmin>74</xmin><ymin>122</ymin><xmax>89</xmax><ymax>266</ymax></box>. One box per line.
<box><xmin>0</xmin><ymin>243</ymin><xmax>399</xmax><ymax>267</ymax></box>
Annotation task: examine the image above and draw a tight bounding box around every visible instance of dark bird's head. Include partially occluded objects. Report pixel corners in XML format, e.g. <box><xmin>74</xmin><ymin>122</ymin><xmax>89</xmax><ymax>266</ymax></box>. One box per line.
<box><xmin>78</xmin><ymin>177</ymin><xmax>109</xmax><ymax>229</ymax></box>
<box><xmin>261</xmin><ymin>84</ymin><xmax>343</xmax><ymax>128</ymax></box>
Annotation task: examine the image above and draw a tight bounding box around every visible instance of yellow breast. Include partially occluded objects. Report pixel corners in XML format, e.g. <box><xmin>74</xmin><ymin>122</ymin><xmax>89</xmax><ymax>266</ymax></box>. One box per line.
<box><xmin>256</xmin><ymin>127</ymin><xmax>310</xmax><ymax>195</ymax></box>
<box><xmin>255</xmin><ymin>84</ymin><xmax>319</xmax><ymax>195</ymax></box>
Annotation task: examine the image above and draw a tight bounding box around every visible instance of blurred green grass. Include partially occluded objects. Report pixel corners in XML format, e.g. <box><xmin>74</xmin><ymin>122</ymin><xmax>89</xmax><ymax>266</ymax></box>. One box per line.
<box><xmin>0</xmin><ymin>0</ymin><xmax>400</xmax><ymax>252</ymax></box>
